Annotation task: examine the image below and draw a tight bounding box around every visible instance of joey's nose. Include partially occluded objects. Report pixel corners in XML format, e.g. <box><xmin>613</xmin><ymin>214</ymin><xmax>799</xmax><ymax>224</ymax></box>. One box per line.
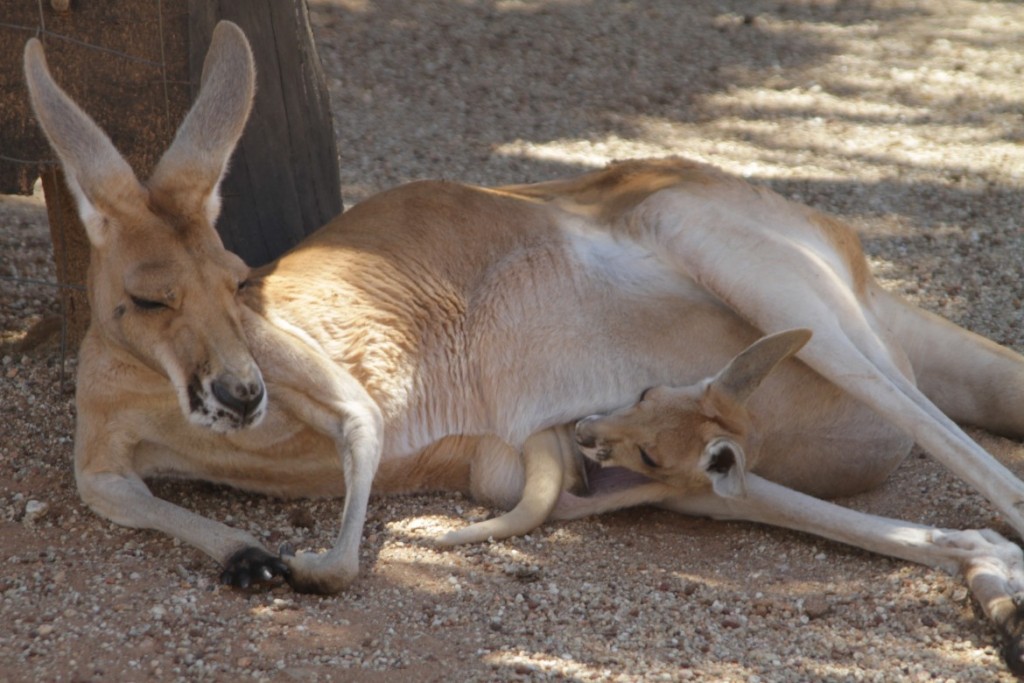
<box><xmin>576</xmin><ymin>433</ymin><xmax>597</xmax><ymax>449</ymax></box>
<box><xmin>212</xmin><ymin>375</ymin><xmax>265</xmax><ymax>416</ymax></box>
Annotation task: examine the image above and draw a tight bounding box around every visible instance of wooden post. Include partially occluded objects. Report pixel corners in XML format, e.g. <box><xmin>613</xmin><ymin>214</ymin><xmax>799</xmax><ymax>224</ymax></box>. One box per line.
<box><xmin>188</xmin><ymin>0</ymin><xmax>343</xmax><ymax>266</ymax></box>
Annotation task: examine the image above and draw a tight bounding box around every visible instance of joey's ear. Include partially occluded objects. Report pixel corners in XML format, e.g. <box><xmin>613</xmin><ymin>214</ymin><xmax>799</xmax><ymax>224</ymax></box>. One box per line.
<box><xmin>24</xmin><ymin>38</ymin><xmax>143</xmax><ymax>247</ymax></box>
<box><xmin>711</xmin><ymin>328</ymin><xmax>812</xmax><ymax>405</ymax></box>
<box><xmin>700</xmin><ymin>439</ymin><xmax>747</xmax><ymax>498</ymax></box>
<box><xmin>149</xmin><ymin>21</ymin><xmax>255</xmax><ymax>226</ymax></box>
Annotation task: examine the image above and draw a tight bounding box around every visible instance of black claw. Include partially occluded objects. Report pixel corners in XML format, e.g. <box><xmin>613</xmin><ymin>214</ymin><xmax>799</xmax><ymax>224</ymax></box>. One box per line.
<box><xmin>1001</xmin><ymin>605</ymin><xmax>1024</xmax><ymax>677</ymax></box>
<box><xmin>220</xmin><ymin>546</ymin><xmax>291</xmax><ymax>589</ymax></box>
<box><xmin>1003</xmin><ymin>637</ymin><xmax>1024</xmax><ymax>677</ymax></box>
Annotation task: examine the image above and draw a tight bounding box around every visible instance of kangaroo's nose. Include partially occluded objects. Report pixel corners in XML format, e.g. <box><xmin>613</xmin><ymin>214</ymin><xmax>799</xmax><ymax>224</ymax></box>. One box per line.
<box><xmin>212</xmin><ymin>375</ymin><xmax>265</xmax><ymax>417</ymax></box>
<box><xmin>574</xmin><ymin>416</ymin><xmax>599</xmax><ymax>448</ymax></box>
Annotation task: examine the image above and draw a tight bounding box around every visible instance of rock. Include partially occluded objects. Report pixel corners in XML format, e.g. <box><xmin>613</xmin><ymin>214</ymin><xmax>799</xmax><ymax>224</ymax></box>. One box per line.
<box><xmin>23</xmin><ymin>500</ymin><xmax>49</xmax><ymax>526</ymax></box>
<box><xmin>802</xmin><ymin>593</ymin><xmax>832</xmax><ymax>620</ymax></box>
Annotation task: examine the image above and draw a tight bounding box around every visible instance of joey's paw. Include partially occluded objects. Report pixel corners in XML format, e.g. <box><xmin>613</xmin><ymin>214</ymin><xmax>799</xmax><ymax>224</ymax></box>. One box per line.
<box><xmin>281</xmin><ymin>548</ymin><xmax>358</xmax><ymax>595</ymax></box>
<box><xmin>220</xmin><ymin>547</ymin><xmax>291</xmax><ymax>589</ymax></box>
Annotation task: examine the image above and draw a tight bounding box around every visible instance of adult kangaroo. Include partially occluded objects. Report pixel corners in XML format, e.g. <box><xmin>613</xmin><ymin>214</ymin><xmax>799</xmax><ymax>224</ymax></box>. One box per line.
<box><xmin>24</xmin><ymin>21</ymin><xmax>1024</xmax><ymax>672</ymax></box>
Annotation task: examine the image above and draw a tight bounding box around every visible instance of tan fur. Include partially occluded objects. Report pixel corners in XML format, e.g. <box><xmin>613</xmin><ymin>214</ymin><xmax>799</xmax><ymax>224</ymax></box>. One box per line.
<box><xmin>23</xmin><ymin>22</ymin><xmax>1024</xmax><ymax>670</ymax></box>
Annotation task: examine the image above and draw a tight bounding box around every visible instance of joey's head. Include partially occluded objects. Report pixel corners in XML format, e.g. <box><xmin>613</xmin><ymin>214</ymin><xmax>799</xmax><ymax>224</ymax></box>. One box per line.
<box><xmin>575</xmin><ymin>329</ymin><xmax>812</xmax><ymax>497</ymax></box>
<box><xmin>25</xmin><ymin>23</ymin><xmax>267</xmax><ymax>431</ymax></box>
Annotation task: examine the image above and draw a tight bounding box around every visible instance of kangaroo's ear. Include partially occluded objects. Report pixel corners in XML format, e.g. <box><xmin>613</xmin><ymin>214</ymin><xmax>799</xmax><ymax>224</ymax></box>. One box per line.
<box><xmin>148</xmin><ymin>21</ymin><xmax>255</xmax><ymax>226</ymax></box>
<box><xmin>700</xmin><ymin>438</ymin><xmax>747</xmax><ymax>498</ymax></box>
<box><xmin>711</xmin><ymin>328</ymin><xmax>812</xmax><ymax>405</ymax></box>
<box><xmin>24</xmin><ymin>38</ymin><xmax>143</xmax><ymax>247</ymax></box>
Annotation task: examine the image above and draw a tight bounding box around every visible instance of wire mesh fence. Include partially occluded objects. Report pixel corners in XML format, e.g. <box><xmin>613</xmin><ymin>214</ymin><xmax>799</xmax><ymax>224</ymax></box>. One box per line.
<box><xmin>1</xmin><ymin>0</ymin><xmax>187</xmax><ymax>386</ymax></box>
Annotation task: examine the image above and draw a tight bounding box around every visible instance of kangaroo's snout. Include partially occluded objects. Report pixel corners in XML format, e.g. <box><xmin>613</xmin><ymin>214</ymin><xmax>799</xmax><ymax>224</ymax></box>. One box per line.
<box><xmin>212</xmin><ymin>374</ymin><xmax>265</xmax><ymax>418</ymax></box>
<box><xmin>574</xmin><ymin>416</ymin><xmax>599</xmax><ymax>449</ymax></box>
<box><xmin>574</xmin><ymin>416</ymin><xmax>613</xmax><ymax>462</ymax></box>
<box><xmin>187</xmin><ymin>365</ymin><xmax>267</xmax><ymax>432</ymax></box>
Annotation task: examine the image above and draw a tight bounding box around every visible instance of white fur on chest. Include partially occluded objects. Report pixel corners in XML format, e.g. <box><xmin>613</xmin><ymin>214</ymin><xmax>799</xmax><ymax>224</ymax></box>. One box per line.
<box><xmin>562</xmin><ymin>213</ymin><xmax>713</xmax><ymax>303</ymax></box>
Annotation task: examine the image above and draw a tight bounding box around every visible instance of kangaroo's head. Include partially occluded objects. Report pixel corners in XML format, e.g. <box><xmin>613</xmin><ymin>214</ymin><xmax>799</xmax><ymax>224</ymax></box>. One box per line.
<box><xmin>25</xmin><ymin>22</ymin><xmax>266</xmax><ymax>432</ymax></box>
<box><xmin>574</xmin><ymin>329</ymin><xmax>812</xmax><ymax>497</ymax></box>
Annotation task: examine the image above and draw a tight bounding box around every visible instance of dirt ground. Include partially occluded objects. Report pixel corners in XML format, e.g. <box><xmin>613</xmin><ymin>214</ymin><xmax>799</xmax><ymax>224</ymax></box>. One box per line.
<box><xmin>2</xmin><ymin>0</ymin><xmax>1024</xmax><ymax>681</ymax></box>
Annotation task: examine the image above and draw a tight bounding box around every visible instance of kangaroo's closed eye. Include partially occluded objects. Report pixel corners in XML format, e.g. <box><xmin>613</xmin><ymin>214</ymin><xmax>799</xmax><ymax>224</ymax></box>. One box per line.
<box><xmin>639</xmin><ymin>446</ymin><xmax>657</xmax><ymax>468</ymax></box>
<box><xmin>130</xmin><ymin>295</ymin><xmax>167</xmax><ymax>311</ymax></box>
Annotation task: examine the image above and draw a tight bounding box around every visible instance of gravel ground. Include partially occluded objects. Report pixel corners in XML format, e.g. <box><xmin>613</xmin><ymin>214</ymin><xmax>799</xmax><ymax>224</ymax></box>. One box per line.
<box><xmin>3</xmin><ymin>0</ymin><xmax>1024</xmax><ymax>681</ymax></box>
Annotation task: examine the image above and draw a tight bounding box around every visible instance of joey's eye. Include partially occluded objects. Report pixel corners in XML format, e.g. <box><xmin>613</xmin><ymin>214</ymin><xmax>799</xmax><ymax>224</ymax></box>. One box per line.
<box><xmin>236</xmin><ymin>279</ymin><xmax>251</xmax><ymax>293</ymax></box>
<box><xmin>130</xmin><ymin>295</ymin><xmax>166</xmax><ymax>311</ymax></box>
<box><xmin>639</xmin><ymin>447</ymin><xmax>658</xmax><ymax>468</ymax></box>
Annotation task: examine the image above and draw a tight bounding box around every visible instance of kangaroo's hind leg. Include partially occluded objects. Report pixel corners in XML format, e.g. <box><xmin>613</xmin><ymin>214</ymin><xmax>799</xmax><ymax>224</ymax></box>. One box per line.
<box><xmin>661</xmin><ymin>473</ymin><xmax>1024</xmax><ymax>675</ymax></box>
<box><xmin>876</xmin><ymin>288</ymin><xmax>1024</xmax><ymax>439</ymax></box>
<box><xmin>648</xmin><ymin>193</ymin><xmax>1024</xmax><ymax>537</ymax></box>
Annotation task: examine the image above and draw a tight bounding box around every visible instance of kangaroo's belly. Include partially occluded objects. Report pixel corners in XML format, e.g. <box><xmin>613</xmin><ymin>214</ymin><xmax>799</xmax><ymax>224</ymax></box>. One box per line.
<box><xmin>749</xmin><ymin>366</ymin><xmax>915</xmax><ymax>499</ymax></box>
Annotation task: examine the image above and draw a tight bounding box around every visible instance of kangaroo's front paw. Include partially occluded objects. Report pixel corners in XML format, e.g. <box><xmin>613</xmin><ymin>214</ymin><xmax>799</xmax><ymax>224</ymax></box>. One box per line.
<box><xmin>220</xmin><ymin>546</ymin><xmax>291</xmax><ymax>588</ymax></box>
<box><xmin>280</xmin><ymin>547</ymin><xmax>358</xmax><ymax>595</ymax></box>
